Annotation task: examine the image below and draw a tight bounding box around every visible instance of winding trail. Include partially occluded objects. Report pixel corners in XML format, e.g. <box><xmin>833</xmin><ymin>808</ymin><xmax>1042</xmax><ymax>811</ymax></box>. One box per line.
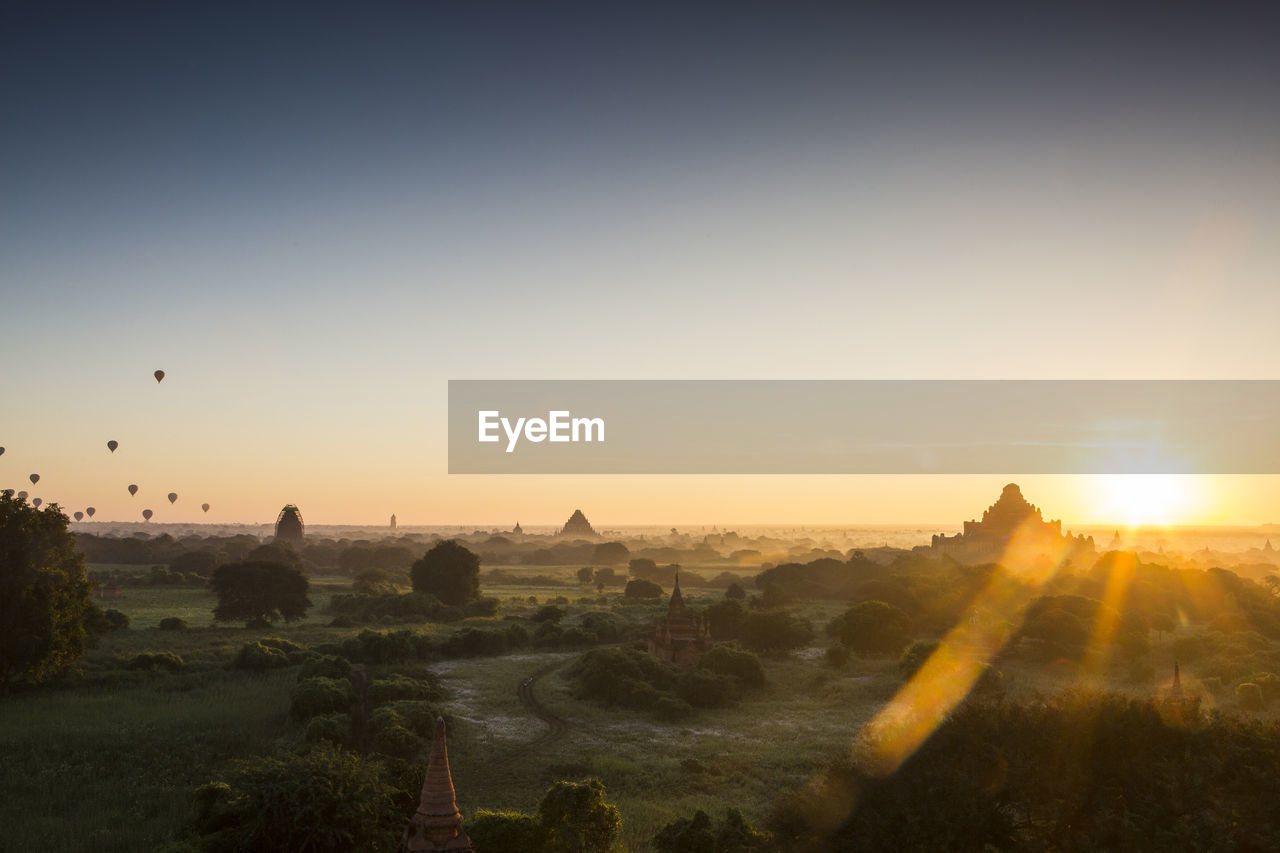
<box><xmin>511</xmin><ymin>660</ymin><xmax>570</xmax><ymax>754</ymax></box>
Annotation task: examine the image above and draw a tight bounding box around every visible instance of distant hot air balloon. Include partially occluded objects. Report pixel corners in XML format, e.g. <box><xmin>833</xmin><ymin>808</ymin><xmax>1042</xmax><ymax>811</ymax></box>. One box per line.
<box><xmin>29</xmin><ymin>473</ymin><xmax>39</xmax><ymax>485</ymax></box>
<box><xmin>201</xmin><ymin>503</ymin><xmax>210</xmax><ymax>513</ymax></box>
<box><xmin>32</xmin><ymin>498</ymin><xmax>42</xmax><ymax>508</ymax></box>
<box><xmin>154</xmin><ymin>370</ymin><xmax>165</xmax><ymax>383</ymax></box>
<box><xmin>86</xmin><ymin>507</ymin><xmax>95</xmax><ymax>517</ymax></box>
<box><xmin>168</xmin><ymin>492</ymin><xmax>178</xmax><ymax>504</ymax></box>
<box><xmin>74</xmin><ymin>511</ymin><xmax>84</xmax><ymax>521</ymax></box>
<box><xmin>17</xmin><ymin>491</ymin><xmax>28</xmax><ymax>500</ymax></box>
<box><xmin>107</xmin><ymin>440</ymin><xmax>118</xmax><ymax>453</ymax></box>
<box><xmin>142</xmin><ymin>509</ymin><xmax>153</xmax><ymax>521</ymax></box>
<box><xmin>0</xmin><ymin>446</ymin><xmax>5</xmax><ymax>456</ymax></box>
<box><xmin>128</xmin><ymin>484</ymin><xmax>138</xmax><ymax>496</ymax></box>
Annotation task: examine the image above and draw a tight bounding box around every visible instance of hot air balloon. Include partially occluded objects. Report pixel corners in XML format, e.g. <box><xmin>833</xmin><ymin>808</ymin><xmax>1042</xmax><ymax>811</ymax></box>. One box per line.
<box><xmin>128</xmin><ymin>484</ymin><xmax>138</xmax><ymax>496</ymax></box>
<box><xmin>32</xmin><ymin>498</ymin><xmax>42</xmax><ymax>508</ymax></box>
<box><xmin>29</xmin><ymin>473</ymin><xmax>39</xmax><ymax>485</ymax></box>
<box><xmin>142</xmin><ymin>509</ymin><xmax>153</xmax><ymax>521</ymax></box>
<box><xmin>154</xmin><ymin>370</ymin><xmax>165</xmax><ymax>383</ymax></box>
<box><xmin>74</xmin><ymin>511</ymin><xmax>84</xmax><ymax>521</ymax></box>
<box><xmin>168</xmin><ymin>492</ymin><xmax>178</xmax><ymax>504</ymax></box>
<box><xmin>107</xmin><ymin>440</ymin><xmax>118</xmax><ymax>453</ymax></box>
<box><xmin>86</xmin><ymin>507</ymin><xmax>96</xmax><ymax>518</ymax></box>
<box><xmin>201</xmin><ymin>503</ymin><xmax>210</xmax><ymax>513</ymax></box>
<box><xmin>17</xmin><ymin>491</ymin><xmax>28</xmax><ymax>500</ymax></box>
<box><xmin>0</xmin><ymin>446</ymin><xmax>5</xmax><ymax>456</ymax></box>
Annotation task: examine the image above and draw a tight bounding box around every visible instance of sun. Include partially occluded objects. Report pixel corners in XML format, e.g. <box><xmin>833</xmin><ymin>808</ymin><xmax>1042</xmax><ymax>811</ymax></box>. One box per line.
<box><xmin>1095</xmin><ymin>475</ymin><xmax>1199</xmax><ymax>527</ymax></box>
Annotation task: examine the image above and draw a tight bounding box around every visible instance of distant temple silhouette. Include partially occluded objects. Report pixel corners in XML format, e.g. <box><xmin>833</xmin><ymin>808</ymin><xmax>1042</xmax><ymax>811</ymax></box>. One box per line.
<box><xmin>391</xmin><ymin>514</ymin><xmax>397</xmax><ymax>530</ymax></box>
<box><xmin>927</xmin><ymin>484</ymin><xmax>1093</xmax><ymax>562</ymax></box>
<box><xmin>274</xmin><ymin>504</ymin><xmax>304</xmax><ymax>542</ymax></box>
<box><xmin>512</xmin><ymin>521</ymin><xmax>523</xmax><ymax>535</ymax></box>
<box><xmin>648</xmin><ymin>571</ymin><xmax>710</xmax><ymax>666</ymax></box>
<box><xmin>559</xmin><ymin>509</ymin><xmax>597</xmax><ymax>538</ymax></box>
<box><xmin>401</xmin><ymin>718</ymin><xmax>473</xmax><ymax>852</ymax></box>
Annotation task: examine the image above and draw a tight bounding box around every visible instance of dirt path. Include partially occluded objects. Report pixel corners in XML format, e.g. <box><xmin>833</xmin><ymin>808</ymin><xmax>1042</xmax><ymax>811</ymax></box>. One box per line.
<box><xmin>511</xmin><ymin>660</ymin><xmax>569</xmax><ymax>754</ymax></box>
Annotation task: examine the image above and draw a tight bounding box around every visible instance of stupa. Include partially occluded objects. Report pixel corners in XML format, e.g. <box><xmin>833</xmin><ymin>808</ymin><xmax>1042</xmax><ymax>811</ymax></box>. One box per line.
<box><xmin>559</xmin><ymin>509</ymin><xmax>597</xmax><ymax>538</ymax></box>
<box><xmin>401</xmin><ymin>718</ymin><xmax>473</xmax><ymax>852</ymax></box>
<box><xmin>274</xmin><ymin>505</ymin><xmax>304</xmax><ymax>542</ymax></box>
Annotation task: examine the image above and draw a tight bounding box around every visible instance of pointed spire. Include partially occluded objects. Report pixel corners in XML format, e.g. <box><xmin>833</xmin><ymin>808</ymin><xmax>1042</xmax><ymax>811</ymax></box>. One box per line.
<box><xmin>1171</xmin><ymin>660</ymin><xmax>1184</xmax><ymax>702</ymax></box>
<box><xmin>669</xmin><ymin>567</ymin><xmax>684</xmax><ymax>610</ymax></box>
<box><xmin>402</xmin><ymin>717</ymin><xmax>473</xmax><ymax>851</ymax></box>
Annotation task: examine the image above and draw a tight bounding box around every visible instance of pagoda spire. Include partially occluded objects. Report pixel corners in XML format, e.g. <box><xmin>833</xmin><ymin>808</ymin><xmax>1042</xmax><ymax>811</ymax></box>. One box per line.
<box><xmin>402</xmin><ymin>718</ymin><xmax>473</xmax><ymax>852</ymax></box>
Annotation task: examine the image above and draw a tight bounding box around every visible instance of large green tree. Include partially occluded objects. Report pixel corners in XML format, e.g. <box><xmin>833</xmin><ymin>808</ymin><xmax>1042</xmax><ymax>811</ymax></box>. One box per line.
<box><xmin>410</xmin><ymin>540</ymin><xmax>480</xmax><ymax>606</ymax></box>
<box><xmin>0</xmin><ymin>494</ymin><xmax>95</xmax><ymax>694</ymax></box>
<box><xmin>210</xmin><ymin>560</ymin><xmax>311</xmax><ymax>627</ymax></box>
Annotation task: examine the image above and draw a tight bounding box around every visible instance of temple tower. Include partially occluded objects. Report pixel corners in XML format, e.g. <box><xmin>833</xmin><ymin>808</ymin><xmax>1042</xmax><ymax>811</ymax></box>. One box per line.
<box><xmin>274</xmin><ymin>505</ymin><xmax>304</xmax><ymax>542</ymax></box>
<box><xmin>402</xmin><ymin>718</ymin><xmax>473</xmax><ymax>852</ymax></box>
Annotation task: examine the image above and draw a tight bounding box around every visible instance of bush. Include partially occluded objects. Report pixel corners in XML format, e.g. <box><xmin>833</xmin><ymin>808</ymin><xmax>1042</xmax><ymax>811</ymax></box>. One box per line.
<box><xmin>303</xmin><ymin>713</ymin><xmax>351</xmax><ymax>747</ymax></box>
<box><xmin>232</xmin><ymin>641</ymin><xmax>292</xmax><ymax>673</ymax></box>
<box><xmin>371</xmin><ymin>723</ymin><xmax>422</xmax><ymax>759</ymax></box>
<box><xmin>259</xmin><ymin>636</ymin><xmax>302</xmax><ymax>653</ymax></box>
<box><xmin>470</xmin><ymin>810</ymin><xmax>543</xmax><ymax>853</ymax></box>
<box><xmin>1237</xmin><ymin>681</ymin><xmax>1266</xmax><ymax>710</ymax></box>
<box><xmin>898</xmin><ymin>640</ymin><xmax>940</xmax><ymax>677</ymax></box>
<box><xmin>699</xmin><ymin>645</ymin><xmax>765</xmax><ymax>688</ymax></box>
<box><xmin>298</xmin><ymin>654</ymin><xmax>352</xmax><ymax>682</ymax></box>
<box><xmin>158</xmin><ymin>617</ymin><xmax>187</xmax><ymax>631</ymax></box>
<box><xmin>127</xmin><ymin>652</ymin><xmax>183</xmax><ymax>671</ymax></box>
<box><xmin>192</xmin><ymin>745</ymin><xmax>400</xmax><ymax>852</ymax></box>
<box><xmin>290</xmin><ymin>677</ymin><xmax>355</xmax><ymax>722</ymax></box>
<box><xmin>625</xmin><ymin>578</ymin><xmax>663</xmax><ymax>599</ymax></box>
<box><xmin>103</xmin><ymin>608</ymin><xmax>130</xmax><ymax>631</ymax></box>
<box><xmin>739</xmin><ymin>610</ymin><xmax>814</xmax><ymax>653</ymax></box>
<box><xmin>532</xmin><ymin>605</ymin><xmax>567</xmax><ymax>623</ymax></box>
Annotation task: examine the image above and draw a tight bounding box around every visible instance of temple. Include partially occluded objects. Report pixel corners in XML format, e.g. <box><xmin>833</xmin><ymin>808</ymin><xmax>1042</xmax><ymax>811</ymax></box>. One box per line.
<box><xmin>402</xmin><ymin>718</ymin><xmax>474</xmax><ymax>852</ymax></box>
<box><xmin>926</xmin><ymin>484</ymin><xmax>1094</xmax><ymax>563</ymax></box>
<box><xmin>647</xmin><ymin>572</ymin><xmax>710</xmax><ymax>666</ymax></box>
<box><xmin>559</xmin><ymin>509</ymin><xmax>597</xmax><ymax>538</ymax></box>
<box><xmin>274</xmin><ymin>504</ymin><xmax>304</xmax><ymax>542</ymax></box>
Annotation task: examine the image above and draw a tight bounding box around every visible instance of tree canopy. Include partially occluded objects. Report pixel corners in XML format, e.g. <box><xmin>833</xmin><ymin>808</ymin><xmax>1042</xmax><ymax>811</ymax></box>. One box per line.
<box><xmin>210</xmin><ymin>560</ymin><xmax>311</xmax><ymax>627</ymax></box>
<box><xmin>410</xmin><ymin>540</ymin><xmax>480</xmax><ymax>606</ymax></box>
<box><xmin>0</xmin><ymin>494</ymin><xmax>96</xmax><ymax>694</ymax></box>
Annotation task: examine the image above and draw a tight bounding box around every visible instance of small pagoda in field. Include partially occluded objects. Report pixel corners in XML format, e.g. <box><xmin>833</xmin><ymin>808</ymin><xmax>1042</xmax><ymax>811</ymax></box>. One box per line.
<box><xmin>402</xmin><ymin>718</ymin><xmax>473</xmax><ymax>852</ymax></box>
<box><xmin>648</xmin><ymin>571</ymin><xmax>710</xmax><ymax>667</ymax></box>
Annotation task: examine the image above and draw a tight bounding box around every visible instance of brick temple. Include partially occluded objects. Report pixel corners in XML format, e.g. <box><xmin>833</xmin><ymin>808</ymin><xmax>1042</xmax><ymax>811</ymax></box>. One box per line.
<box><xmin>648</xmin><ymin>571</ymin><xmax>710</xmax><ymax>666</ymax></box>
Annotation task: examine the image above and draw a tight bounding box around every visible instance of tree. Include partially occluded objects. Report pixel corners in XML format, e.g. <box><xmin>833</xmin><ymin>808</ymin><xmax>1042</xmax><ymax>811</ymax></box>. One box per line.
<box><xmin>576</xmin><ymin>566</ymin><xmax>595</xmax><ymax>585</ymax></box>
<box><xmin>0</xmin><ymin>495</ymin><xmax>96</xmax><ymax>694</ymax></box>
<box><xmin>625</xmin><ymin>578</ymin><xmax>663</xmax><ymax>599</ymax></box>
<box><xmin>830</xmin><ymin>600</ymin><xmax>913</xmax><ymax>656</ymax></box>
<box><xmin>210</xmin><ymin>560</ymin><xmax>311</xmax><ymax>627</ymax></box>
<box><xmin>539</xmin><ymin>778</ymin><xmax>622</xmax><ymax>853</ymax></box>
<box><xmin>410</xmin><ymin>540</ymin><xmax>480</xmax><ymax>606</ymax></box>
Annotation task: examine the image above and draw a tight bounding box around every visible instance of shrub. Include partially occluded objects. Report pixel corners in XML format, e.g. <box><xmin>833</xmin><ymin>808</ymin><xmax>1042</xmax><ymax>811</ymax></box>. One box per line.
<box><xmin>192</xmin><ymin>745</ymin><xmax>400</xmax><ymax>852</ymax></box>
<box><xmin>830</xmin><ymin>601</ymin><xmax>912</xmax><ymax>656</ymax></box>
<box><xmin>371</xmin><ymin>724</ymin><xmax>422</xmax><ymax>759</ymax></box>
<box><xmin>625</xmin><ymin>578</ymin><xmax>663</xmax><ymax>599</ymax></box>
<box><xmin>127</xmin><ymin>652</ymin><xmax>183</xmax><ymax>671</ymax></box>
<box><xmin>259</xmin><ymin>636</ymin><xmax>302</xmax><ymax>653</ymax></box>
<box><xmin>898</xmin><ymin>640</ymin><xmax>940</xmax><ymax>677</ymax></box>
<box><xmin>158</xmin><ymin>617</ymin><xmax>187</xmax><ymax>631</ymax></box>
<box><xmin>232</xmin><ymin>641</ymin><xmax>292</xmax><ymax>673</ymax></box>
<box><xmin>739</xmin><ymin>610</ymin><xmax>814</xmax><ymax>653</ymax></box>
<box><xmin>303</xmin><ymin>713</ymin><xmax>351</xmax><ymax>747</ymax></box>
<box><xmin>290</xmin><ymin>677</ymin><xmax>355</xmax><ymax>721</ymax></box>
<box><xmin>298</xmin><ymin>654</ymin><xmax>352</xmax><ymax>682</ymax></box>
<box><xmin>699</xmin><ymin>644</ymin><xmax>765</xmax><ymax>688</ymax></box>
<box><xmin>103</xmin><ymin>608</ymin><xmax>130</xmax><ymax>631</ymax></box>
<box><xmin>470</xmin><ymin>810</ymin><xmax>542</xmax><ymax>853</ymax></box>
<box><xmin>532</xmin><ymin>605</ymin><xmax>567</xmax><ymax>623</ymax></box>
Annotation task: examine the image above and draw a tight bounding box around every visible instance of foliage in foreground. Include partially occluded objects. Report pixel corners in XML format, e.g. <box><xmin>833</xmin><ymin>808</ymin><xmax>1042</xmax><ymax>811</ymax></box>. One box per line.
<box><xmin>0</xmin><ymin>494</ymin><xmax>96</xmax><ymax>693</ymax></box>
<box><xmin>470</xmin><ymin>778</ymin><xmax>622</xmax><ymax>853</ymax></box>
<box><xmin>776</xmin><ymin>691</ymin><xmax>1280</xmax><ymax>852</ymax></box>
<box><xmin>210</xmin><ymin>560</ymin><xmax>311</xmax><ymax>627</ymax></box>
<box><xmin>568</xmin><ymin>645</ymin><xmax>763</xmax><ymax>718</ymax></box>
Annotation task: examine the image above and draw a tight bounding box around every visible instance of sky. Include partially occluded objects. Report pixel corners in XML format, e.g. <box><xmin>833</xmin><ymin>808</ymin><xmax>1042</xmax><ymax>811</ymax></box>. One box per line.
<box><xmin>2</xmin><ymin>2</ymin><xmax>1279</xmax><ymax>527</ymax></box>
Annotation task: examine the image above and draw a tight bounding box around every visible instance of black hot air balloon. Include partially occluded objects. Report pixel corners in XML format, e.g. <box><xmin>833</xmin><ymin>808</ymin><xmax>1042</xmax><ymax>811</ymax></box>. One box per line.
<box><xmin>0</xmin><ymin>446</ymin><xmax>5</xmax><ymax>456</ymax></box>
<box><xmin>86</xmin><ymin>507</ymin><xmax>96</xmax><ymax>517</ymax></box>
<box><xmin>32</xmin><ymin>498</ymin><xmax>42</xmax><ymax>508</ymax></box>
<box><xmin>142</xmin><ymin>509</ymin><xmax>153</xmax><ymax>521</ymax></box>
<box><xmin>74</xmin><ymin>511</ymin><xmax>83</xmax><ymax>521</ymax></box>
<box><xmin>201</xmin><ymin>503</ymin><xmax>210</xmax><ymax>513</ymax></box>
<box><xmin>17</xmin><ymin>490</ymin><xmax>28</xmax><ymax>500</ymax></box>
<box><xmin>107</xmin><ymin>440</ymin><xmax>118</xmax><ymax>453</ymax></box>
<box><xmin>167</xmin><ymin>492</ymin><xmax>178</xmax><ymax>504</ymax></box>
<box><xmin>29</xmin><ymin>473</ymin><xmax>39</xmax><ymax>485</ymax></box>
<box><xmin>154</xmin><ymin>370</ymin><xmax>165</xmax><ymax>383</ymax></box>
<box><xmin>128</xmin><ymin>484</ymin><xmax>138</xmax><ymax>496</ymax></box>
